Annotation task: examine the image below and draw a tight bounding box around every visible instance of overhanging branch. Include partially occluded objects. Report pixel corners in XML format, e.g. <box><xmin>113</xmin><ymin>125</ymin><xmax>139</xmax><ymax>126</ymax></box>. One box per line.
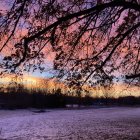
<box><xmin>27</xmin><ymin>1</ymin><xmax>140</xmax><ymax>42</ymax></box>
<box><xmin>126</xmin><ymin>73</ymin><xmax>140</xmax><ymax>79</ymax></box>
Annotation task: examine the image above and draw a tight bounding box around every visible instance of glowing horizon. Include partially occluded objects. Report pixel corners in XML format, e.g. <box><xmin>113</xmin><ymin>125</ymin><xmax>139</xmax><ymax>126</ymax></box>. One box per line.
<box><xmin>0</xmin><ymin>75</ymin><xmax>139</xmax><ymax>98</ymax></box>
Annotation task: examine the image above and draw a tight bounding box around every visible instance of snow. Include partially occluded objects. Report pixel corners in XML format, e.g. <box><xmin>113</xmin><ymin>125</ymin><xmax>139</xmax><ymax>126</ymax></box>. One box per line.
<box><xmin>0</xmin><ymin>107</ymin><xmax>140</xmax><ymax>140</ymax></box>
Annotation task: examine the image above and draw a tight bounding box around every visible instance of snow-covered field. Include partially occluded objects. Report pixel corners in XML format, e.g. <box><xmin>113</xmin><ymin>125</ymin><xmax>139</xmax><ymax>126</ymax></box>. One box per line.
<box><xmin>0</xmin><ymin>107</ymin><xmax>140</xmax><ymax>140</ymax></box>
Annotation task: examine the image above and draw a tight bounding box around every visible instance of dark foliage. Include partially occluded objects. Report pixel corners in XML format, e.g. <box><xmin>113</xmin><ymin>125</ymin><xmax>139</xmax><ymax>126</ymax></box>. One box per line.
<box><xmin>0</xmin><ymin>88</ymin><xmax>67</xmax><ymax>109</ymax></box>
<box><xmin>92</xmin><ymin>96</ymin><xmax>140</xmax><ymax>106</ymax></box>
<box><xmin>0</xmin><ymin>87</ymin><xmax>139</xmax><ymax>109</ymax></box>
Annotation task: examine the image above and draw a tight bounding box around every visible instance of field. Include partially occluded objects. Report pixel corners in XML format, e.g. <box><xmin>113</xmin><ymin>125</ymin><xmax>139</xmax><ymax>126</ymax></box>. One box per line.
<box><xmin>0</xmin><ymin>107</ymin><xmax>140</xmax><ymax>140</ymax></box>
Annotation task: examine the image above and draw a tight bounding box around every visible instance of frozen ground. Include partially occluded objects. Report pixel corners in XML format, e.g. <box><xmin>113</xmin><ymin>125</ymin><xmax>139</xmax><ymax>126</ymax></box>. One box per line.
<box><xmin>0</xmin><ymin>107</ymin><xmax>140</xmax><ymax>140</ymax></box>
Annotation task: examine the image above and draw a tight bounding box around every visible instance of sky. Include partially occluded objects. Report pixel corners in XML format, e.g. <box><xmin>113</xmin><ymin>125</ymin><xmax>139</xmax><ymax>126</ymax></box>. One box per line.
<box><xmin>0</xmin><ymin>0</ymin><xmax>139</xmax><ymax>97</ymax></box>
<box><xmin>0</xmin><ymin>0</ymin><xmax>55</xmax><ymax>78</ymax></box>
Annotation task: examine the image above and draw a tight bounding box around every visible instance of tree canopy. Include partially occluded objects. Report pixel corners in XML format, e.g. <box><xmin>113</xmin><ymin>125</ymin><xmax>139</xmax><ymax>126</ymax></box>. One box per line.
<box><xmin>0</xmin><ymin>0</ymin><xmax>140</xmax><ymax>86</ymax></box>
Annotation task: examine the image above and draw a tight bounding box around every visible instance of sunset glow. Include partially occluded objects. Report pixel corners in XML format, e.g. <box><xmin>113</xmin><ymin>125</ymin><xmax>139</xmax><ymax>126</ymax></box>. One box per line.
<box><xmin>0</xmin><ymin>75</ymin><xmax>139</xmax><ymax>98</ymax></box>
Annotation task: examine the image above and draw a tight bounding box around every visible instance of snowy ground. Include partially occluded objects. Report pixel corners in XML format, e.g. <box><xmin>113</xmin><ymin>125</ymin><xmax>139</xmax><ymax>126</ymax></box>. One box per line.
<box><xmin>0</xmin><ymin>107</ymin><xmax>140</xmax><ymax>140</ymax></box>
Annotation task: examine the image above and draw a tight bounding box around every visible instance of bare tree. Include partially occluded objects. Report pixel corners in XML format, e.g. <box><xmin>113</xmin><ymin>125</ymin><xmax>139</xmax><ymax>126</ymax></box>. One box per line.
<box><xmin>0</xmin><ymin>0</ymin><xmax>139</xmax><ymax>86</ymax></box>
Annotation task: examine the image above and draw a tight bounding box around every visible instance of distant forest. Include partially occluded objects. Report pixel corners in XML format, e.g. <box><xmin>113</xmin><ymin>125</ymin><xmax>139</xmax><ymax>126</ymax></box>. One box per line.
<box><xmin>0</xmin><ymin>84</ymin><xmax>140</xmax><ymax>109</ymax></box>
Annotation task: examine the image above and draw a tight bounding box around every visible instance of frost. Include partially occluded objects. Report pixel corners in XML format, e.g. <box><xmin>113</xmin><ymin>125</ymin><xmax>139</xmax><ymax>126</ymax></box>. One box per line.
<box><xmin>0</xmin><ymin>107</ymin><xmax>140</xmax><ymax>140</ymax></box>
